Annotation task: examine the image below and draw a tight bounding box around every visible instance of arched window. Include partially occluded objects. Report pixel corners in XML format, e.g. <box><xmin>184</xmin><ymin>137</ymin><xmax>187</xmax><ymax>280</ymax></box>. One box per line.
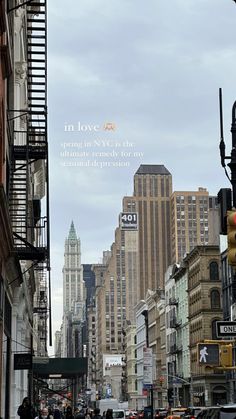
<box><xmin>211</xmin><ymin>290</ymin><xmax>221</xmax><ymax>309</ymax></box>
<box><xmin>210</xmin><ymin>262</ymin><xmax>219</xmax><ymax>281</ymax></box>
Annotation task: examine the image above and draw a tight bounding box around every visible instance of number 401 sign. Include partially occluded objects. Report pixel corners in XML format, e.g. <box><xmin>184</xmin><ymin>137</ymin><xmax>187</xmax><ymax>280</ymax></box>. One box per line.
<box><xmin>120</xmin><ymin>212</ymin><xmax>138</xmax><ymax>230</ymax></box>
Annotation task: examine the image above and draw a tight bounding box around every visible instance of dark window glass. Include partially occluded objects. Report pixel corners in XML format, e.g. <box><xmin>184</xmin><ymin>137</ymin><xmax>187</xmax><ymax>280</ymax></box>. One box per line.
<box><xmin>211</xmin><ymin>290</ymin><xmax>221</xmax><ymax>309</ymax></box>
<box><xmin>210</xmin><ymin>262</ymin><xmax>219</xmax><ymax>281</ymax></box>
<box><xmin>211</xmin><ymin>319</ymin><xmax>218</xmax><ymax>340</ymax></box>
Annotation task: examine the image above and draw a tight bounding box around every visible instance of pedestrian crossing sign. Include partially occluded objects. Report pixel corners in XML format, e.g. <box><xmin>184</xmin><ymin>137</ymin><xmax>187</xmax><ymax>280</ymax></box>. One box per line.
<box><xmin>197</xmin><ymin>343</ymin><xmax>220</xmax><ymax>366</ymax></box>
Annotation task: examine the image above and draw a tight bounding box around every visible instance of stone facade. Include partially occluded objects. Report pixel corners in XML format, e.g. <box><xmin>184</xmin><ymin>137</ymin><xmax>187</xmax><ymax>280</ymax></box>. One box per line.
<box><xmin>185</xmin><ymin>245</ymin><xmax>226</xmax><ymax>407</ymax></box>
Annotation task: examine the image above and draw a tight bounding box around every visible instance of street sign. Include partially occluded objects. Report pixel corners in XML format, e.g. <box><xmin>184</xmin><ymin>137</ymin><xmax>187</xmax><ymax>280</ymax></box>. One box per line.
<box><xmin>216</xmin><ymin>321</ymin><xmax>236</xmax><ymax>337</ymax></box>
<box><xmin>197</xmin><ymin>343</ymin><xmax>219</xmax><ymax>366</ymax></box>
<box><xmin>143</xmin><ymin>347</ymin><xmax>153</xmax><ymax>385</ymax></box>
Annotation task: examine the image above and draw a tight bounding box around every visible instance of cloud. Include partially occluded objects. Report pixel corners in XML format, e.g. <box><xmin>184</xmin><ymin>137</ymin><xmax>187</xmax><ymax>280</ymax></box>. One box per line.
<box><xmin>47</xmin><ymin>0</ymin><xmax>236</xmax><ymax>336</ymax></box>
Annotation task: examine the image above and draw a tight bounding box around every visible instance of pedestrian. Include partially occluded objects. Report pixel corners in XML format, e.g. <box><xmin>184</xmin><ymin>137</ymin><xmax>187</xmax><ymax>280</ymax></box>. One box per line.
<box><xmin>35</xmin><ymin>407</ymin><xmax>53</xmax><ymax>419</ymax></box>
<box><xmin>75</xmin><ymin>409</ymin><xmax>85</xmax><ymax>419</ymax></box>
<box><xmin>93</xmin><ymin>408</ymin><xmax>101</xmax><ymax>419</ymax></box>
<box><xmin>17</xmin><ymin>397</ymin><xmax>35</xmax><ymax>419</ymax></box>
<box><xmin>53</xmin><ymin>403</ymin><xmax>64</xmax><ymax>419</ymax></box>
<box><xmin>105</xmin><ymin>410</ymin><xmax>113</xmax><ymax>419</ymax></box>
<box><xmin>85</xmin><ymin>409</ymin><xmax>92</xmax><ymax>419</ymax></box>
<box><xmin>65</xmin><ymin>406</ymin><xmax>74</xmax><ymax>419</ymax></box>
<box><xmin>48</xmin><ymin>407</ymin><xmax>54</xmax><ymax>418</ymax></box>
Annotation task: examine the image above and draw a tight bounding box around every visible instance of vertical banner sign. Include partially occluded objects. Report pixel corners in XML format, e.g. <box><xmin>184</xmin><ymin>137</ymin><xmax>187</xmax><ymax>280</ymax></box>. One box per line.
<box><xmin>143</xmin><ymin>347</ymin><xmax>153</xmax><ymax>388</ymax></box>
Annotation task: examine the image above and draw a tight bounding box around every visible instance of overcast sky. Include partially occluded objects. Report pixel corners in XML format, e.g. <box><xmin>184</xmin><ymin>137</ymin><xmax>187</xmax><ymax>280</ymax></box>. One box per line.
<box><xmin>47</xmin><ymin>0</ymin><xmax>236</xmax><ymax>347</ymax></box>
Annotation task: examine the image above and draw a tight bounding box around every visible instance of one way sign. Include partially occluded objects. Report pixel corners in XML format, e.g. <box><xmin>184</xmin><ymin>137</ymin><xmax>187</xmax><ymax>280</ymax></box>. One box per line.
<box><xmin>216</xmin><ymin>321</ymin><xmax>236</xmax><ymax>337</ymax></box>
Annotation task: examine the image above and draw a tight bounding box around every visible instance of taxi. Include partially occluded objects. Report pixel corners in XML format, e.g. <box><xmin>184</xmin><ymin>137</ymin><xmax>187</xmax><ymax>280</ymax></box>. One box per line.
<box><xmin>166</xmin><ymin>407</ymin><xmax>187</xmax><ymax>419</ymax></box>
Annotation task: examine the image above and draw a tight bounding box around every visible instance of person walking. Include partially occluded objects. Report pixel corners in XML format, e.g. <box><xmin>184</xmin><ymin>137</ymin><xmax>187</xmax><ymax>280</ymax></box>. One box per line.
<box><xmin>85</xmin><ymin>409</ymin><xmax>92</xmax><ymax>419</ymax></box>
<box><xmin>53</xmin><ymin>403</ymin><xmax>64</xmax><ymax>419</ymax></box>
<box><xmin>105</xmin><ymin>409</ymin><xmax>113</xmax><ymax>419</ymax></box>
<box><xmin>74</xmin><ymin>409</ymin><xmax>85</xmax><ymax>419</ymax></box>
<box><xmin>65</xmin><ymin>406</ymin><xmax>74</xmax><ymax>419</ymax></box>
<box><xmin>17</xmin><ymin>397</ymin><xmax>35</xmax><ymax>419</ymax></box>
<box><xmin>35</xmin><ymin>407</ymin><xmax>53</xmax><ymax>419</ymax></box>
<box><xmin>93</xmin><ymin>408</ymin><xmax>101</xmax><ymax>419</ymax></box>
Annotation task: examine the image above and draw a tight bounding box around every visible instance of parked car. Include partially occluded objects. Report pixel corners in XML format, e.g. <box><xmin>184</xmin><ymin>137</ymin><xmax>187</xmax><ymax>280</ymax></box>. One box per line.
<box><xmin>195</xmin><ymin>404</ymin><xmax>236</xmax><ymax>419</ymax></box>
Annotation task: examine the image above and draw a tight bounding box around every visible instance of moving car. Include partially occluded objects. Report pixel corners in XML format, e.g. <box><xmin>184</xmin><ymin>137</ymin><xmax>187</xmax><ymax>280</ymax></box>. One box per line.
<box><xmin>184</xmin><ymin>407</ymin><xmax>205</xmax><ymax>418</ymax></box>
<box><xmin>166</xmin><ymin>408</ymin><xmax>187</xmax><ymax>418</ymax></box>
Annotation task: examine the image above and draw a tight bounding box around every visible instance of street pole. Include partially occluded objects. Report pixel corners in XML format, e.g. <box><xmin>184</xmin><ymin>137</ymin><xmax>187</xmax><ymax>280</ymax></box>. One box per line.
<box><xmin>228</xmin><ymin>101</ymin><xmax>236</xmax><ymax>207</ymax></box>
<box><xmin>190</xmin><ymin>374</ymin><xmax>194</xmax><ymax>407</ymax></box>
<box><xmin>219</xmin><ymin>92</ymin><xmax>236</xmax><ymax>405</ymax></box>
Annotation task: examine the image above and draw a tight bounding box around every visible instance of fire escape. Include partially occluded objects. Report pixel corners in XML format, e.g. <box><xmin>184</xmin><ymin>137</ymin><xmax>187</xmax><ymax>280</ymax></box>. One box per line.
<box><xmin>8</xmin><ymin>0</ymin><xmax>51</xmax><ymax>350</ymax></box>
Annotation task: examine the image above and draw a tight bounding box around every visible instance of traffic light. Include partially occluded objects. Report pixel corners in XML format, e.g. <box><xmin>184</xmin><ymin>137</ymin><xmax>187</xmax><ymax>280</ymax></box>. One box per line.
<box><xmin>220</xmin><ymin>344</ymin><xmax>233</xmax><ymax>367</ymax></box>
<box><xmin>227</xmin><ymin>210</ymin><xmax>236</xmax><ymax>266</ymax></box>
<box><xmin>197</xmin><ymin>343</ymin><xmax>220</xmax><ymax>366</ymax></box>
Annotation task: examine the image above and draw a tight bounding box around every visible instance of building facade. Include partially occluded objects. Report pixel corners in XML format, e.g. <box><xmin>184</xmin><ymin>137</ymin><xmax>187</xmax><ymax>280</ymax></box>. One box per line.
<box><xmin>126</xmin><ymin>323</ymin><xmax>137</xmax><ymax>408</ymax></box>
<box><xmin>133</xmin><ymin>165</ymin><xmax>172</xmax><ymax>298</ymax></box>
<box><xmin>1</xmin><ymin>1</ymin><xmax>50</xmax><ymax>417</ymax></box>
<box><xmin>186</xmin><ymin>245</ymin><xmax>226</xmax><ymax>406</ymax></box>
<box><xmin>171</xmin><ymin>189</ymin><xmax>219</xmax><ymax>264</ymax></box>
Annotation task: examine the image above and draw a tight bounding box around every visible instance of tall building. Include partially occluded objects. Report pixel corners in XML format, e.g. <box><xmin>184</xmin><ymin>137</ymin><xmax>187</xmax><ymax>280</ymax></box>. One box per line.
<box><xmin>171</xmin><ymin>188</ymin><xmax>219</xmax><ymax>264</ymax></box>
<box><xmin>60</xmin><ymin>222</ymin><xmax>85</xmax><ymax>358</ymax></box>
<box><xmin>133</xmin><ymin>164</ymin><xmax>172</xmax><ymax>298</ymax></box>
<box><xmin>63</xmin><ymin>221</ymin><xmax>84</xmax><ymax>312</ymax></box>
<box><xmin>93</xmin><ymin>221</ymin><xmax>139</xmax><ymax>392</ymax></box>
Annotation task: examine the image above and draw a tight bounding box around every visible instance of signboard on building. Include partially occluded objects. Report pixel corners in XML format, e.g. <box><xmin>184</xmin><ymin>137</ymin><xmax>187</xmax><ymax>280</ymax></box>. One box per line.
<box><xmin>119</xmin><ymin>213</ymin><xmax>138</xmax><ymax>230</ymax></box>
<box><xmin>216</xmin><ymin>321</ymin><xmax>236</xmax><ymax>337</ymax></box>
<box><xmin>14</xmin><ymin>353</ymin><xmax>32</xmax><ymax>370</ymax></box>
<box><xmin>103</xmin><ymin>354</ymin><xmax>122</xmax><ymax>375</ymax></box>
<box><xmin>143</xmin><ymin>347</ymin><xmax>153</xmax><ymax>387</ymax></box>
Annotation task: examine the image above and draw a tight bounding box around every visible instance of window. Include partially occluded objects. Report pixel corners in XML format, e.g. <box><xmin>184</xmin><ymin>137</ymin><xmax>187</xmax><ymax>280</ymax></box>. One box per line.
<box><xmin>211</xmin><ymin>319</ymin><xmax>219</xmax><ymax>340</ymax></box>
<box><xmin>211</xmin><ymin>290</ymin><xmax>221</xmax><ymax>309</ymax></box>
<box><xmin>210</xmin><ymin>262</ymin><xmax>219</xmax><ymax>281</ymax></box>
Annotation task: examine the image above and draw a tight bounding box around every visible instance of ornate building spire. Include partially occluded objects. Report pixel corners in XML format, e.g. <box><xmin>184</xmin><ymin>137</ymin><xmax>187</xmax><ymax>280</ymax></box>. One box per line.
<box><xmin>68</xmin><ymin>220</ymin><xmax>77</xmax><ymax>240</ymax></box>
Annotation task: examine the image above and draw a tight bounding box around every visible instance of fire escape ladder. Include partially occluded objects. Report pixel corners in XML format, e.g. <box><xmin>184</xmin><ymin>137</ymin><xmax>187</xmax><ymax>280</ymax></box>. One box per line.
<box><xmin>9</xmin><ymin>155</ymin><xmax>28</xmax><ymax>246</ymax></box>
<box><xmin>10</xmin><ymin>0</ymin><xmax>48</xmax><ymax>262</ymax></box>
<box><xmin>8</xmin><ymin>0</ymin><xmax>51</xmax><ymax>353</ymax></box>
<box><xmin>27</xmin><ymin>0</ymin><xmax>52</xmax><ymax>349</ymax></box>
